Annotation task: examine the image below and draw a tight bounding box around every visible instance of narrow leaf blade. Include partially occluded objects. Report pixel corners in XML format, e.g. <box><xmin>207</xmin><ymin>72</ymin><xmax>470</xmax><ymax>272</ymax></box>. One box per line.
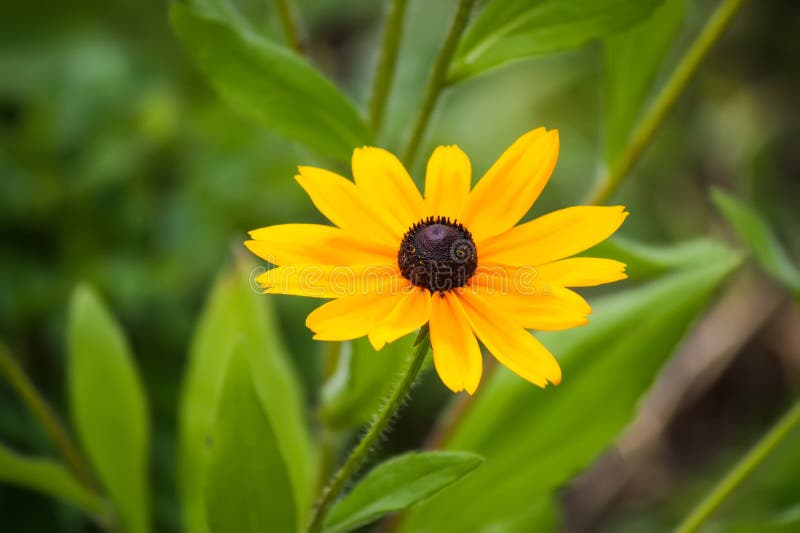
<box><xmin>712</xmin><ymin>189</ymin><xmax>800</xmax><ymax>297</ymax></box>
<box><xmin>203</xmin><ymin>342</ymin><xmax>297</xmax><ymax>533</ymax></box>
<box><xmin>452</xmin><ymin>0</ymin><xmax>664</xmax><ymax>81</ymax></box>
<box><xmin>0</xmin><ymin>444</ymin><xmax>106</xmax><ymax>517</ymax></box>
<box><xmin>170</xmin><ymin>4</ymin><xmax>370</xmax><ymax>162</ymax></box>
<box><xmin>67</xmin><ymin>285</ymin><xmax>149</xmax><ymax>533</ymax></box>
<box><xmin>179</xmin><ymin>259</ymin><xmax>315</xmax><ymax>533</ymax></box>
<box><xmin>586</xmin><ymin>235</ymin><xmax>733</xmax><ymax>280</ymax></box>
<box><xmin>604</xmin><ymin>0</ymin><xmax>686</xmax><ymax>163</ymax></box>
<box><xmin>324</xmin><ymin>451</ymin><xmax>483</xmax><ymax>533</ymax></box>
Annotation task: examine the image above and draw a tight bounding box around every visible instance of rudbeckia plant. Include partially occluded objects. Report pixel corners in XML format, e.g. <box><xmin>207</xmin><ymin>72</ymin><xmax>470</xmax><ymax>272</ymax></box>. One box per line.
<box><xmin>5</xmin><ymin>1</ymin><xmax>790</xmax><ymax>533</ymax></box>
<box><xmin>246</xmin><ymin>127</ymin><xmax>628</xmax><ymax>394</ymax></box>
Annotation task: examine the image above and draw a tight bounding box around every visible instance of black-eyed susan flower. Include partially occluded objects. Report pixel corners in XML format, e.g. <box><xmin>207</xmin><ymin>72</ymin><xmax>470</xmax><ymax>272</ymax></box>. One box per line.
<box><xmin>245</xmin><ymin>127</ymin><xmax>628</xmax><ymax>394</ymax></box>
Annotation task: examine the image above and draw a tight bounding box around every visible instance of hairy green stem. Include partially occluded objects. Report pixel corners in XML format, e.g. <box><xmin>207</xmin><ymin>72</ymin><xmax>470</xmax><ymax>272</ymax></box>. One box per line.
<box><xmin>307</xmin><ymin>327</ymin><xmax>431</xmax><ymax>533</ymax></box>
<box><xmin>273</xmin><ymin>0</ymin><xmax>303</xmax><ymax>54</ymax></box>
<box><xmin>588</xmin><ymin>0</ymin><xmax>746</xmax><ymax>205</ymax></box>
<box><xmin>369</xmin><ymin>0</ymin><xmax>408</xmax><ymax>136</ymax></box>
<box><xmin>0</xmin><ymin>343</ymin><xmax>97</xmax><ymax>493</ymax></box>
<box><xmin>676</xmin><ymin>400</ymin><xmax>800</xmax><ymax>533</ymax></box>
<box><xmin>402</xmin><ymin>0</ymin><xmax>475</xmax><ymax>167</ymax></box>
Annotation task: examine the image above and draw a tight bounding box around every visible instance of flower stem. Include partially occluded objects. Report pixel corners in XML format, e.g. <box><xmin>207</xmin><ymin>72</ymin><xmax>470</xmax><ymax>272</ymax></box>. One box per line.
<box><xmin>588</xmin><ymin>0</ymin><xmax>746</xmax><ymax>205</ymax></box>
<box><xmin>307</xmin><ymin>327</ymin><xmax>431</xmax><ymax>533</ymax></box>
<box><xmin>368</xmin><ymin>0</ymin><xmax>409</xmax><ymax>136</ymax></box>
<box><xmin>402</xmin><ymin>0</ymin><xmax>475</xmax><ymax>168</ymax></box>
<box><xmin>273</xmin><ymin>0</ymin><xmax>303</xmax><ymax>54</ymax></box>
<box><xmin>676</xmin><ymin>400</ymin><xmax>800</xmax><ymax>533</ymax></box>
<box><xmin>0</xmin><ymin>342</ymin><xmax>97</xmax><ymax>493</ymax></box>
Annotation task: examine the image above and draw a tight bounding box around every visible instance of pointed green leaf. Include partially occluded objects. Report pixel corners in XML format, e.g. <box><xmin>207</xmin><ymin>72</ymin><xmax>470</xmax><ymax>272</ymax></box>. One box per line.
<box><xmin>605</xmin><ymin>0</ymin><xmax>687</xmax><ymax>163</ymax></box>
<box><xmin>67</xmin><ymin>285</ymin><xmax>149</xmax><ymax>533</ymax></box>
<box><xmin>451</xmin><ymin>0</ymin><xmax>664</xmax><ymax>82</ymax></box>
<box><xmin>324</xmin><ymin>451</ymin><xmax>483</xmax><ymax>533</ymax></box>
<box><xmin>179</xmin><ymin>258</ymin><xmax>315</xmax><ymax>533</ymax></box>
<box><xmin>712</xmin><ymin>189</ymin><xmax>800</xmax><ymax>298</ymax></box>
<box><xmin>188</xmin><ymin>0</ymin><xmax>252</xmax><ymax>35</ymax></box>
<box><xmin>587</xmin><ymin>235</ymin><xmax>733</xmax><ymax>280</ymax></box>
<box><xmin>170</xmin><ymin>4</ymin><xmax>370</xmax><ymax>163</ymax></box>
<box><xmin>0</xmin><ymin>444</ymin><xmax>106</xmax><ymax>516</ymax></box>
<box><xmin>204</xmin><ymin>342</ymin><xmax>296</xmax><ymax>533</ymax></box>
<box><xmin>401</xmin><ymin>248</ymin><xmax>742</xmax><ymax>531</ymax></box>
<box><xmin>319</xmin><ymin>335</ymin><xmax>412</xmax><ymax>429</ymax></box>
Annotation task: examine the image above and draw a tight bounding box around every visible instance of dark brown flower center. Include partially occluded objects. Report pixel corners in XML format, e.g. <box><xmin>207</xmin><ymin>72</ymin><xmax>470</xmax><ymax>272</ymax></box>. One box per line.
<box><xmin>398</xmin><ymin>216</ymin><xmax>477</xmax><ymax>293</ymax></box>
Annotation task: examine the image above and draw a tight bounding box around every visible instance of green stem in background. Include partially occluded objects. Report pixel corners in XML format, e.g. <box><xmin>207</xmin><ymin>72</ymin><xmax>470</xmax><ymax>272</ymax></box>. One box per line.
<box><xmin>368</xmin><ymin>0</ymin><xmax>409</xmax><ymax>136</ymax></box>
<box><xmin>307</xmin><ymin>327</ymin><xmax>431</xmax><ymax>533</ymax></box>
<box><xmin>273</xmin><ymin>0</ymin><xmax>303</xmax><ymax>54</ymax></box>
<box><xmin>0</xmin><ymin>343</ymin><xmax>97</xmax><ymax>493</ymax></box>
<box><xmin>676</xmin><ymin>400</ymin><xmax>800</xmax><ymax>533</ymax></box>
<box><xmin>402</xmin><ymin>0</ymin><xmax>475</xmax><ymax>168</ymax></box>
<box><xmin>588</xmin><ymin>0</ymin><xmax>746</xmax><ymax>205</ymax></box>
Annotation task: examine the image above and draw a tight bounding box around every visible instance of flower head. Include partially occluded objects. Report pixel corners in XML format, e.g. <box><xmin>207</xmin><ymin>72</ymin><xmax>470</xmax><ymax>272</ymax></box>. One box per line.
<box><xmin>245</xmin><ymin>127</ymin><xmax>628</xmax><ymax>394</ymax></box>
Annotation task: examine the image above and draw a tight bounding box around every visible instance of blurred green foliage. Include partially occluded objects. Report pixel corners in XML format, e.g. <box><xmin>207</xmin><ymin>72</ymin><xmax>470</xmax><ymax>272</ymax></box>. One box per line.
<box><xmin>1</xmin><ymin>0</ymin><xmax>798</xmax><ymax>532</ymax></box>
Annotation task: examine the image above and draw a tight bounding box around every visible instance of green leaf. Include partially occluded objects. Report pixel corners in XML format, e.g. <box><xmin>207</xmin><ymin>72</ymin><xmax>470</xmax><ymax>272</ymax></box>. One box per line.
<box><xmin>319</xmin><ymin>335</ymin><xmax>413</xmax><ymax>429</ymax></box>
<box><xmin>188</xmin><ymin>0</ymin><xmax>252</xmax><ymax>34</ymax></box>
<box><xmin>324</xmin><ymin>451</ymin><xmax>483</xmax><ymax>533</ymax></box>
<box><xmin>586</xmin><ymin>235</ymin><xmax>733</xmax><ymax>281</ymax></box>
<box><xmin>179</xmin><ymin>258</ymin><xmax>315</xmax><ymax>533</ymax></box>
<box><xmin>0</xmin><ymin>444</ymin><xmax>106</xmax><ymax>517</ymax></box>
<box><xmin>605</xmin><ymin>0</ymin><xmax>686</xmax><ymax>163</ymax></box>
<box><xmin>712</xmin><ymin>189</ymin><xmax>800</xmax><ymax>298</ymax></box>
<box><xmin>451</xmin><ymin>0</ymin><xmax>664</xmax><ymax>82</ymax></box>
<box><xmin>204</xmin><ymin>341</ymin><xmax>297</xmax><ymax>533</ymax></box>
<box><xmin>67</xmin><ymin>285</ymin><xmax>149</xmax><ymax>533</ymax></box>
<box><xmin>170</xmin><ymin>4</ymin><xmax>370</xmax><ymax>163</ymax></box>
<box><xmin>400</xmin><ymin>248</ymin><xmax>742</xmax><ymax>531</ymax></box>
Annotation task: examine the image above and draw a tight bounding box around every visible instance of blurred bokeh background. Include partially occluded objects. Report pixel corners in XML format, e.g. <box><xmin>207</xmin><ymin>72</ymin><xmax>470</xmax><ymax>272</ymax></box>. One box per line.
<box><xmin>1</xmin><ymin>0</ymin><xmax>798</xmax><ymax>531</ymax></box>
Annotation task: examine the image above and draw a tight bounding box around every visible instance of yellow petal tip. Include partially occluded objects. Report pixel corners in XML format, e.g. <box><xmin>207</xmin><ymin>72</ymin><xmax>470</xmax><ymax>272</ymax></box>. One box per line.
<box><xmin>368</xmin><ymin>332</ymin><xmax>386</xmax><ymax>351</ymax></box>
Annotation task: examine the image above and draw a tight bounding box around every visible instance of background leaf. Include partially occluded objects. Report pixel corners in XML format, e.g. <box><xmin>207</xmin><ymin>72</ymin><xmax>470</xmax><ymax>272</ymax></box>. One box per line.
<box><xmin>319</xmin><ymin>335</ymin><xmax>413</xmax><ymax>429</ymax></box>
<box><xmin>203</xmin><ymin>341</ymin><xmax>297</xmax><ymax>533</ymax></box>
<box><xmin>586</xmin><ymin>235</ymin><xmax>732</xmax><ymax>281</ymax></box>
<box><xmin>179</xmin><ymin>258</ymin><xmax>315</xmax><ymax>533</ymax></box>
<box><xmin>604</xmin><ymin>0</ymin><xmax>687</xmax><ymax>163</ymax></box>
<box><xmin>712</xmin><ymin>189</ymin><xmax>800</xmax><ymax>298</ymax></box>
<box><xmin>0</xmin><ymin>444</ymin><xmax>106</xmax><ymax>517</ymax></box>
<box><xmin>170</xmin><ymin>3</ymin><xmax>370</xmax><ymax>163</ymax></box>
<box><xmin>67</xmin><ymin>285</ymin><xmax>149</xmax><ymax>533</ymax></box>
<box><xmin>400</xmin><ymin>247</ymin><xmax>742</xmax><ymax>531</ymax></box>
<box><xmin>324</xmin><ymin>451</ymin><xmax>483</xmax><ymax>533</ymax></box>
<box><xmin>451</xmin><ymin>0</ymin><xmax>664</xmax><ymax>81</ymax></box>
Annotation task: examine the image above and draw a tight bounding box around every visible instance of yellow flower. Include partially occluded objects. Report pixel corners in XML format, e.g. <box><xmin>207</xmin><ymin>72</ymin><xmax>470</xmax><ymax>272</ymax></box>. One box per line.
<box><xmin>245</xmin><ymin>127</ymin><xmax>628</xmax><ymax>394</ymax></box>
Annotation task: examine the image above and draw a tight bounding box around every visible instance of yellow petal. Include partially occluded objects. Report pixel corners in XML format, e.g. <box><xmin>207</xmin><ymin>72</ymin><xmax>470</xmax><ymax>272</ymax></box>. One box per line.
<box><xmin>458</xmin><ymin>128</ymin><xmax>559</xmax><ymax>241</ymax></box>
<box><xmin>424</xmin><ymin>145</ymin><xmax>471</xmax><ymax>219</ymax></box>
<box><xmin>306</xmin><ymin>291</ymin><xmax>405</xmax><ymax>341</ymax></box>
<box><xmin>368</xmin><ymin>287</ymin><xmax>432</xmax><ymax>350</ymax></box>
<box><xmin>255</xmin><ymin>264</ymin><xmax>400</xmax><ymax>298</ymax></box>
<box><xmin>466</xmin><ymin>281</ymin><xmax>590</xmax><ymax>331</ymax></box>
<box><xmin>457</xmin><ymin>289</ymin><xmax>561</xmax><ymax>387</ymax></box>
<box><xmin>534</xmin><ymin>257</ymin><xmax>627</xmax><ymax>287</ymax></box>
<box><xmin>479</xmin><ymin>205</ymin><xmax>629</xmax><ymax>266</ymax></box>
<box><xmin>468</xmin><ymin>264</ymin><xmax>591</xmax><ymax>315</ymax></box>
<box><xmin>246</xmin><ymin>224</ymin><xmax>395</xmax><ymax>266</ymax></box>
<box><xmin>429</xmin><ymin>292</ymin><xmax>482</xmax><ymax>394</ymax></box>
<box><xmin>352</xmin><ymin>147</ymin><xmax>425</xmax><ymax>236</ymax></box>
<box><xmin>295</xmin><ymin>166</ymin><xmax>399</xmax><ymax>244</ymax></box>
